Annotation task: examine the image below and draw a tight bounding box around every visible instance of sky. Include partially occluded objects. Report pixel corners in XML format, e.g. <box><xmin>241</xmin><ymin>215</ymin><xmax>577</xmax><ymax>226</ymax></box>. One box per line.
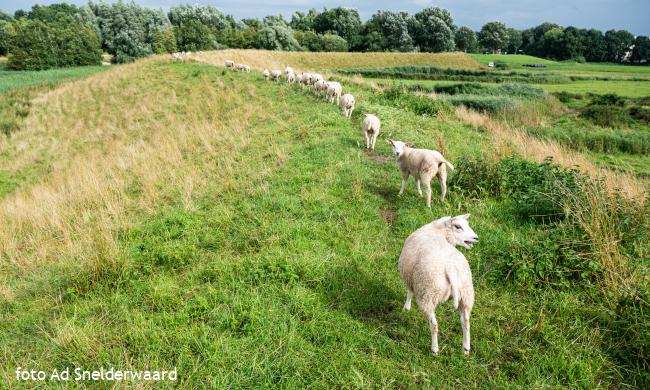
<box><xmin>0</xmin><ymin>0</ymin><xmax>648</xmax><ymax>35</ymax></box>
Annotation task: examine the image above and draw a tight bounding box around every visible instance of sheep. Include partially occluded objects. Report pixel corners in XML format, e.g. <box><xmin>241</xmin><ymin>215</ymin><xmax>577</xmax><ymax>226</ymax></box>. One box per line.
<box><xmin>362</xmin><ymin>114</ymin><xmax>381</xmax><ymax>150</ymax></box>
<box><xmin>311</xmin><ymin>73</ymin><xmax>323</xmax><ymax>84</ymax></box>
<box><xmin>263</xmin><ymin>69</ymin><xmax>270</xmax><ymax>80</ymax></box>
<box><xmin>387</xmin><ymin>139</ymin><xmax>454</xmax><ymax>207</ymax></box>
<box><xmin>271</xmin><ymin>70</ymin><xmax>282</xmax><ymax>81</ymax></box>
<box><xmin>225</xmin><ymin>60</ymin><xmax>235</xmax><ymax>68</ymax></box>
<box><xmin>172</xmin><ymin>52</ymin><xmax>182</xmax><ymax>61</ymax></box>
<box><xmin>296</xmin><ymin>73</ymin><xmax>304</xmax><ymax>84</ymax></box>
<box><xmin>340</xmin><ymin>93</ymin><xmax>355</xmax><ymax>119</ymax></box>
<box><xmin>284</xmin><ymin>66</ymin><xmax>294</xmax><ymax>75</ymax></box>
<box><xmin>234</xmin><ymin>63</ymin><xmax>244</xmax><ymax>71</ymax></box>
<box><xmin>301</xmin><ymin>73</ymin><xmax>312</xmax><ymax>86</ymax></box>
<box><xmin>398</xmin><ymin>214</ymin><xmax>478</xmax><ymax>355</ymax></box>
<box><xmin>242</xmin><ymin>64</ymin><xmax>251</xmax><ymax>72</ymax></box>
<box><xmin>287</xmin><ymin>71</ymin><xmax>296</xmax><ymax>84</ymax></box>
<box><xmin>314</xmin><ymin>79</ymin><xmax>328</xmax><ymax>96</ymax></box>
<box><xmin>326</xmin><ymin>81</ymin><xmax>342</xmax><ymax>105</ymax></box>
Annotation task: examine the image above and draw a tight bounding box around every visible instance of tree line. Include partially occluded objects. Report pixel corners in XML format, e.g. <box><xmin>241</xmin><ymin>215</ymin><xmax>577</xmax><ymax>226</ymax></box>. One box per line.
<box><xmin>0</xmin><ymin>2</ymin><xmax>647</xmax><ymax>71</ymax></box>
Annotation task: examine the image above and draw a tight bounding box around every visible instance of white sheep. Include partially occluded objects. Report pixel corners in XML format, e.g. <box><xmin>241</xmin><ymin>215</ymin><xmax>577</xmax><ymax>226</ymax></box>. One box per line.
<box><xmin>314</xmin><ymin>79</ymin><xmax>328</xmax><ymax>96</ymax></box>
<box><xmin>243</xmin><ymin>64</ymin><xmax>251</xmax><ymax>72</ymax></box>
<box><xmin>263</xmin><ymin>69</ymin><xmax>270</xmax><ymax>80</ymax></box>
<box><xmin>225</xmin><ymin>60</ymin><xmax>235</xmax><ymax>68</ymax></box>
<box><xmin>296</xmin><ymin>73</ymin><xmax>304</xmax><ymax>84</ymax></box>
<box><xmin>311</xmin><ymin>73</ymin><xmax>323</xmax><ymax>85</ymax></box>
<box><xmin>387</xmin><ymin>139</ymin><xmax>454</xmax><ymax>207</ymax></box>
<box><xmin>399</xmin><ymin>214</ymin><xmax>478</xmax><ymax>355</ymax></box>
<box><xmin>301</xmin><ymin>73</ymin><xmax>312</xmax><ymax>86</ymax></box>
<box><xmin>362</xmin><ymin>114</ymin><xmax>381</xmax><ymax>150</ymax></box>
<box><xmin>234</xmin><ymin>63</ymin><xmax>244</xmax><ymax>71</ymax></box>
<box><xmin>172</xmin><ymin>52</ymin><xmax>182</xmax><ymax>61</ymax></box>
<box><xmin>326</xmin><ymin>81</ymin><xmax>342</xmax><ymax>105</ymax></box>
<box><xmin>287</xmin><ymin>72</ymin><xmax>296</xmax><ymax>83</ymax></box>
<box><xmin>284</xmin><ymin>66</ymin><xmax>294</xmax><ymax>75</ymax></box>
<box><xmin>340</xmin><ymin>93</ymin><xmax>355</xmax><ymax>118</ymax></box>
<box><xmin>271</xmin><ymin>70</ymin><xmax>282</xmax><ymax>81</ymax></box>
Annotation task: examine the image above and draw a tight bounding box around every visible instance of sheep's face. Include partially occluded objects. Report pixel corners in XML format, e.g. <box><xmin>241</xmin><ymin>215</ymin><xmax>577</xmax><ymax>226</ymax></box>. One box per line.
<box><xmin>446</xmin><ymin>214</ymin><xmax>479</xmax><ymax>249</ymax></box>
<box><xmin>387</xmin><ymin>139</ymin><xmax>406</xmax><ymax>157</ymax></box>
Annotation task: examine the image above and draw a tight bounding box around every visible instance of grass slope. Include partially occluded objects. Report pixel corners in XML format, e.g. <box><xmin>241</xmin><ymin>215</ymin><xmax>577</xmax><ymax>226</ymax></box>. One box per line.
<box><xmin>0</xmin><ymin>59</ymin><xmax>642</xmax><ymax>388</ymax></box>
<box><xmin>194</xmin><ymin>49</ymin><xmax>482</xmax><ymax>71</ymax></box>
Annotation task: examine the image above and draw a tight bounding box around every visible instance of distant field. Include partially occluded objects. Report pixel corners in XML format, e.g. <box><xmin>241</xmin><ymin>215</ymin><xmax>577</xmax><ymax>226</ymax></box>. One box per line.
<box><xmin>0</xmin><ymin>60</ymin><xmax>108</xmax><ymax>93</ymax></box>
<box><xmin>368</xmin><ymin>77</ymin><xmax>650</xmax><ymax>97</ymax></box>
<box><xmin>471</xmin><ymin>54</ymin><xmax>650</xmax><ymax>78</ymax></box>
<box><xmin>194</xmin><ymin>50</ymin><xmax>482</xmax><ymax>71</ymax></box>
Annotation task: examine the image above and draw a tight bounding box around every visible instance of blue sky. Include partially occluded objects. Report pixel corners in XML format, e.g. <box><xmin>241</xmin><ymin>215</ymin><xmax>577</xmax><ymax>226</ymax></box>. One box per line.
<box><xmin>1</xmin><ymin>0</ymin><xmax>648</xmax><ymax>35</ymax></box>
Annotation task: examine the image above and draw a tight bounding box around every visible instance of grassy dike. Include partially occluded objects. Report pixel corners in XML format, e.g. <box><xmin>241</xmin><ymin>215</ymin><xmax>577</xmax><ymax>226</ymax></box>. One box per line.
<box><xmin>0</xmin><ymin>59</ymin><xmax>643</xmax><ymax>388</ymax></box>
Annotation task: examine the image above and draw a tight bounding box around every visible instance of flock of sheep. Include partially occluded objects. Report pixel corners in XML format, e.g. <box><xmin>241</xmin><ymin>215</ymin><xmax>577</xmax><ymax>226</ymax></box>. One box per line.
<box><xmin>222</xmin><ymin>58</ymin><xmax>479</xmax><ymax>356</ymax></box>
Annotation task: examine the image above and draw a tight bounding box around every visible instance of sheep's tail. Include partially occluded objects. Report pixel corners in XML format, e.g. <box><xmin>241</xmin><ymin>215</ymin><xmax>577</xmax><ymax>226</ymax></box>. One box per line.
<box><xmin>446</xmin><ymin>269</ymin><xmax>461</xmax><ymax>310</ymax></box>
<box><xmin>445</xmin><ymin>160</ymin><xmax>454</xmax><ymax>171</ymax></box>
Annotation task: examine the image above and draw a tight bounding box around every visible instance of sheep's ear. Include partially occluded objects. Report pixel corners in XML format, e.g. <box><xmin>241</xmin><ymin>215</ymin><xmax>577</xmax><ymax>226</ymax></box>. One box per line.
<box><xmin>437</xmin><ymin>216</ymin><xmax>452</xmax><ymax>227</ymax></box>
<box><xmin>405</xmin><ymin>142</ymin><xmax>414</xmax><ymax>148</ymax></box>
<box><xmin>387</xmin><ymin>139</ymin><xmax>394</xmax><ymax>145</ymax></box>
<box><xmin>460</xmin><ymin>213</ymin><xmax>471</xmax><ymax>220</ymax></box>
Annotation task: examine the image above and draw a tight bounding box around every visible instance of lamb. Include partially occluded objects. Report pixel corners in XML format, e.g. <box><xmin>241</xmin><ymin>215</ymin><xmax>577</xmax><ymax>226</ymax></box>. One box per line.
<box><xmin>295</xmin><ymin>73</ymin><xmax>304</xmax><ymax>84</ymax></box>
<box><xmin>387</xmin><ymin>139</ymin><xmax>454</xmax><ymax>207</ymax></box>
<box><xmin>314</xmin><ymin>79</ymin><xmax>328</xmax><ymax>96</ymax></box>
<box><xmin>225</xmin><ymin>60</ymin><xmax>235</xmax><ymax>68</ymax></box>
<box><xmin>340</xmin><ymin>93</ymin><xmax>355</xmax><ymax>118</ymax></box>
<box><xmin>287</xmin><ymin>71</ymin><xmax>296</xmax><ymax>84</ymax></box>
<box><xmin>326</xmin><ymin>81</ymin><xmax>342</xmax><ymax>105</ymax></box>
<box><xmin>234</xmin><ymin>63</ymin><xmax>244</xmax><ymax>71</ymax></box>
<box><xmin>263</xmin><ymin>69</ymin><xmax>270</xmax><ymax>80</ymax></box>
<box><xmin>398</xmin><ymin>214</ymin><xmax>478</xmax><ymax>355</ymax></box>
<box><xmin>301</xmin><ymin>73</ymin><xmax>312</xmax><ymax>86</ymax></box>
<box><xmin>284</xmin><ymin>66</ymin><xmax>294</xmax><ymax>75</ymax></box>
<box><xmin>311</xmin><ymin>73</ymin><xmax>323</xmax><ymax>84</ymax></box>
<box><xmin>242</xmin><ymin>64</ymin><xmax>251</xmax><ymax>72</ymax></box>
<box><xmin>271</xmin><ymin>70</ymin><xmax>282</xmax><ymax>81</ymax></box>
<box><xmin>362</xmin><ymin>114</ymin><xmax>381</xmax><ymax>150</ymax></box>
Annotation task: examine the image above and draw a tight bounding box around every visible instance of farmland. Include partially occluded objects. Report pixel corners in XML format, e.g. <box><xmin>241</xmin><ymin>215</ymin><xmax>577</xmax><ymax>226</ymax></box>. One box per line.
<box><xmin>0</xmin><ymin>51</ymin><xmax>648</xmax><ymax>388</ymax></box>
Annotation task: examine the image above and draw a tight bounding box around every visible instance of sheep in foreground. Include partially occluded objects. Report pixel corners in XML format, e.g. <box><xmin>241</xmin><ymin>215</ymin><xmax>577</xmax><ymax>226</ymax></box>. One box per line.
<box><xmin>399</xmin><ymin>214</ymin><xmax>478</xmax><ymax>355</ymax></box>
<box><xmin>287</xmin><ymin>72</ymin><xmax>296</xmax><ymax>84</ymax></box>
<box><xmin>314</xmin><ymin>79</ymin><xmax>328</xmax><ymax>96</ymax></box>
<box><xmin>263</xmin><ymin>69</ymin><xmax>270</xmax><ymax>80</ymax></box>
<box><xmin>271</xmin><ymin>70</ymin><xmax>282</xmax><ymax>81</ymax></box>
<box><xmin>301</xmin><ymin>73</ymin><xmax>312</xmax><ymax>86</ymax></box>
<box><xmin>340</xmin><ymin>93</ymin><xmax>355</xmax><ymax>118</ymax></box>
<box><xmin>387</xmin><ymin>139</ymin><xmax>454</xmax><ymax>207</ymax></box>
<box><xmin>326</xmin><ymin>82</ymin><xmax>342</xmax><ymax>105</ymax></box>
<box><xmin>311</xmin><ymin>73</ymin><xmax>323</xmax><ymax>84</ymax></box>
<box><xmin>362</xmin><ymin>114</ymin><xmax>381</xmax><ymax>150</ymax></box>
<box><xmin>225</xmin><ymin>60</ymin><xmax>235</xmax><ymax>68</ymax></box>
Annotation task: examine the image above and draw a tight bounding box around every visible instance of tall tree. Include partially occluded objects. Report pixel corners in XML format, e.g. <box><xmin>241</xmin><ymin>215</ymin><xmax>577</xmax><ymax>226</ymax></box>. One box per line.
<box><xmin>290</xmin><ymin>9</ymin><xmax>319</xmax><ymax>31</ymax></box>
<box><xmin>478</xmin><ymin>21</ymin><xmax>508</xmax><ymax>53</ymax></box>
<box><xmin>313</xmin><ymin>7</ymin><xmax>361</xmax><ymax>45</ymax></box>
<box><xmin>604</xmin><ymin>29</ymin><xmax>634</xmax><ymax>62</ymax></box>
<box><xmin>455</xmin><ymin>26</ymin><xmax>477</xmax><ymax>52</ymax></box>
<box><xmin>168</xmin><ymin>4</ymin><xmax>228</xmax><ymax>31</ymax></box>
<box><xmin>631</xmin><ymin>35</ymin><xmax>649</xmax><ymax>64</ymax></box>
<box><xmin>583</xmin><ymin>28</ymin><xmax>607</xmax><ymax>62</ymax></box>
<box><xmin>410</xmin><ymin>7</ymin><xmax>455</xmax><ymax>52</ymax></box>
<box><xmin>506</xmin><ymin>28</ymin><xmax>522</xmax><ymax>54</ymax></box>
<box><xmin>363</xmin><ymin>10</ymin><xmax>414</xmax><ymax>52</ymax></box>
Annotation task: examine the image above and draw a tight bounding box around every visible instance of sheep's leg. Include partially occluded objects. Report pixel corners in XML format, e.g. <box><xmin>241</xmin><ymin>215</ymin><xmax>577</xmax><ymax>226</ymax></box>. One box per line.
<box><xmin>438</xmin><ymin>165</ymin><xmax>448</xmax><ymax>201</ymax></box>
<box><xmin>429</xmin><ymin>311</ymin><xmax>440</xmax><ymax>354</ymax></box>
<box><xmin>364</xmin><ymin>131</ymin><xmax>370</xmax><ymax>149</ymax></box>
<box><xmin>424</xmin><ymin>180</ymin><xmax>432</xmax><ymax>208</ymax></box>
<box><xmin>398</xmin><ymin>171</ymin><xmax>409</xmax><ymax>196</ymax></box>
<box><xmin>461</xmin><ymin>308</ymin><xmax>471</xmax><ymax>355</ymax></box>
<box><xmin>416</xmin><ymin>179</ymin><xmax>422</xmax><ymax>197</ymax></box>
<box><xmin>371</xmin><ymin>133</ymin><xmax>378</xmax><ymax>150</ymax></box>
<box><xmin>403</xmin><ymin>290</ymin><xmax>412</xmax><ymax>311</ymax></box>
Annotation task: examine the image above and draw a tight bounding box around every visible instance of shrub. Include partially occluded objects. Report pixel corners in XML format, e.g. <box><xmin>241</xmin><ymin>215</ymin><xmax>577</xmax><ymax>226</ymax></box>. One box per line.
<box><xmin>494</xmin><ymin>60</ymin><xmax>511</xmax><ymax>70</ymax></box>
<box><xmin>629</xmin><ymin>106</ymin><xmax>650</xmax><ymax>124</ymax></box>
<box><xmin>6</xmin><ymin>19</ymin><xmax>101</xmax><ymax>70</ymax></box>
<box><xmin>152</xmin><ymin>27</ymin><xmax>177</xmax><ymax>54</ymax></box>
<box><xmin>580</xmin><ymin>105</ymin><xmax>629</xmax><ymax>127</ymax></box>
<box><xmin>553</xmin><ymin>91</ymin><xmax>585</xmax><ymax>103</ymax></box>
<box><xmin>591</xmin><ymin>93</ymin><xmax>627</xmax><ymax>107</ymax></box>
<box><xmin>381</xmin><ymin>86</ymin><xmax>453</xmax><ymax>117</ymax></box>
<box><xmin>434</xmin><ymin>82</ymin><xmax>486</xmax><ymax>95</ymax></box>
<box><xmin>254</xmin><ymin>25</ymin><xmax>301</xmax><ymax>51</ymax></box>
<box><xmin>448</xmin><ymin>95</ymin><xmax>516</xmax><ymax>113</ymax></box>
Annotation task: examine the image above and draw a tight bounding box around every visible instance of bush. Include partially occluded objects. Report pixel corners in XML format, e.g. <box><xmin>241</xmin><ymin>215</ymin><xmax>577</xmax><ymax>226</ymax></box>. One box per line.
<box><xmin>552</xmin><ymin>91</ymin><xmax>585</xmax><ymax>103</ymax></box>
<box><xmin>254</xmin><ymin>25</ymin><xmax>301</xmax><ymax>51</ymax></box>
<box><xmin>295</xmin><ymin>31</ymin><xmax>348</xmax><ymax>51</ymax></box>
<box><xmin>381</xmin><ymin>86</ymin><xmax>453</xmax><ymax>117</ymax></box>
<box><xmin>434</xmin><ymin>82</ymin><xmax>486</xmax><ymax>95</ymax></box>
<box><xmin>152</xmin><ymin>27</ymin><xmax>177</xmax><ymax>54</ymax></box>
<box><xmin>448</xmin><ymin>95</ymin><xmax>516</xmax><ymax>113</ymax></box>
<box><xmin>494</xmin><ymin>60</ymin><xmax>511</xmax><ymax>70</ymax></box>
<box><xmin>6</xmin><ymin>19</ymin><xmax>101</xmax><ymax>70</ymax></box>
<box><xmin>629</xmin><ymin>106</ymin><xmax>650</xmax><ymax>124</ymax></box>
<box><xmin>591</xmin><ymin>93</ymin><xmax>626</xmax><ymax>107</ymax></box>
<box><xmin>580</xmin><ymin>105</ymin><xmax>629</xmax><ymax>127</ymax></box>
